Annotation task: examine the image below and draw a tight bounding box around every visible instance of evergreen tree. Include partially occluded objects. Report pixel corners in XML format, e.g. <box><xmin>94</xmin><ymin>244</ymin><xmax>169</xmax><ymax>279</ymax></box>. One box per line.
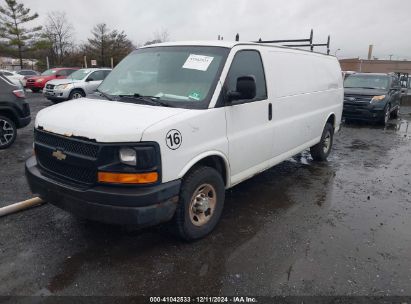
<box><xmin>0</xmin><ymin>0</ymin><xmax>41</xmax><ymax>68</ymax></box>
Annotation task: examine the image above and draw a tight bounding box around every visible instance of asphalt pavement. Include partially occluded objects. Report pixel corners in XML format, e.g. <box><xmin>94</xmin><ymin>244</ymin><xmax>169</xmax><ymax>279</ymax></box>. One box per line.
<box><xmin>0</xmin><ymin>93</ymin><xmax>410</xmax><ymax>297</ymax></box>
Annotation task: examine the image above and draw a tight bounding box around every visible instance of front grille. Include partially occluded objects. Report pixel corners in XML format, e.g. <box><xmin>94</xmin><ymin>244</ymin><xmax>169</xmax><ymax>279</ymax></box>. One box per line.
<box><xmin>37</xmin><ymin>153</ymin><xmax>97</xmax><ymax>184</ymax></box>
<box><xmin>46</xmin><ymin>84</ymin><xmax>55</xmax><ymax>90</ymax></box>
<box><xmin>34</xmin><ymin>130</ymin><xmax>100</xmax><ymax>185</ymax></box>
<box><xmin>27</xmin><ymin>79</ymin><xmax>35</xmax><ymax>83</ymax></box>
<box><xmin>35</xmin><ymin>130</ymin><xmax>99</xmax><ymax>158</ymax></box>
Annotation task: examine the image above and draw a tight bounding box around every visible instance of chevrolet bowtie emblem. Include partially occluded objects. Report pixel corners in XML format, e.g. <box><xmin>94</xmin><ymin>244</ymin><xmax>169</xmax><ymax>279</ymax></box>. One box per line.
<box><xmin>52</xmin><ymin>150</ymin><xmax>67</xmax><ymax>161</ymax></box>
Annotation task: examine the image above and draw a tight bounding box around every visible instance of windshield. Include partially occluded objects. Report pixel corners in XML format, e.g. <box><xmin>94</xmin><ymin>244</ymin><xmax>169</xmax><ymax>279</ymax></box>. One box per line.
<box><xmin>69</xmin><ymin>69</ymin><xmax>91</xmax><ymax>80</ymax></box>
<box><xmin>98</xmin><ymin>46</ymin><xmax>230</xmax><ymax>109</ymax></box>
<box><xmin>344</xmin><ymin>74</ymin><xmax>389</xmax><ymax>90</ymax></box>
<box><xmin>41</xmin><ymin>69</ymin><xmax>57</xmax><ymax>76</ymax></box>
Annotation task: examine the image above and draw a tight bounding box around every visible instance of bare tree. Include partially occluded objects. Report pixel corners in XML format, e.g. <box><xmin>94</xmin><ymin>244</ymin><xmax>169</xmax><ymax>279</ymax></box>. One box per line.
<box><xmin>154</xmin><ymin>29</ymin><xmax>170</xmax><ymax>43</ymax></box>
<box><xmin>144</xmin><ymin>29</ymin><xmax>170</xmax><ymax>46</ymax></box>
<box><xmin>43</xmin><ymin>11</ymin><xmax>74</xmax><ymax>65</ymax></box>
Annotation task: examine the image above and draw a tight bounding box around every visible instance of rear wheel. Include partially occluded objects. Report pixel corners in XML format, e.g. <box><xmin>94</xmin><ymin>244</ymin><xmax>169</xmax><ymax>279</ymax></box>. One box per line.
<box><xmin>0</xmin><ymin>115</ymin><xmax>17</xmax><ymax>149</ymax></box>
<box><xmin>173</xmin><ymin>166</ymin><xmax>225</xmax><ymax>241</ymax></box>
<box><xmin>69</xmin><ymin>89</ymin><xmax>85</xmax><ymax>100</ymax></box>
<box><xmin>310</xmin><ymin>123</ymin><xmax>334</xmax><ymax>161</ymax></box>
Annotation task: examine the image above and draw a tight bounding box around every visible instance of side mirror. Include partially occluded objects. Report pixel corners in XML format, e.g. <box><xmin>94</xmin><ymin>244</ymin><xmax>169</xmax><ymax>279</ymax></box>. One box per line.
<box><xmin>86</xmin><ymin>77</ymin><xmax>94</xmax><ymax>82</ymax></box>
<box><xmin>227</xmin><ymin>76</ymin><xmax>256</xmax><ymax>103</ymax></box>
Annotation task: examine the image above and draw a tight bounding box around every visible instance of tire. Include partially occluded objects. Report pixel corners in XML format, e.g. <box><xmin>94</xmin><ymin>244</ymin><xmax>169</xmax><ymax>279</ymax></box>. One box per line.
<box><xmin>380</xmin><ymin>104</ymin><xmax>391</xmax><ymax>125</ymax></box>
<box><xmin>69</xmin><ymin>89</ymin><xmax>85</xmax><ymax>100</ymax></box>
<box><xmin>310</xmin><ymin>123</ymin><xmax>334</xmax><ymax>161</ymax></box>
<box><xmin>172</xmin><ymin>166</ymin><xmax>225</xmax><ymax>241</ymax></box>
<box><xmin>0</xmin><ymin>115</ymin><xmax>17</xmax><ymax>149</ymax></box>
<box><xmin>391</xmin><ymin>105</ymin><xmax>400</xmax><ymax>119</ymax></box>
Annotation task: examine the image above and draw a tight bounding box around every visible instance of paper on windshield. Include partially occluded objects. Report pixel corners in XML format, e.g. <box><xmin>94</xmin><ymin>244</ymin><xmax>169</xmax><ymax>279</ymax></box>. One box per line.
<box><xmin>182</xmin><ymin>54</ymin><xmax>214</xmax><ymax>71</ymax></box>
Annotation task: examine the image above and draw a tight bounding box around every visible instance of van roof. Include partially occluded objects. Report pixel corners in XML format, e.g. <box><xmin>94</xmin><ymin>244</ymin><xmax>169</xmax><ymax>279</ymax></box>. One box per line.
<box><xmin>141</xmin><ymin>40</ymin><xmax>333</xmax><ymax>57</ymax></box>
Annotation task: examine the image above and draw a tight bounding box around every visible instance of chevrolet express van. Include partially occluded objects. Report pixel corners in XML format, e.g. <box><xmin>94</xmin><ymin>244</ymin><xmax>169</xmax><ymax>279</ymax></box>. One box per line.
<box><xmin>26</xmin><ymin>41</ymin><xmax>343</xmax><ymax>240</ymax></box>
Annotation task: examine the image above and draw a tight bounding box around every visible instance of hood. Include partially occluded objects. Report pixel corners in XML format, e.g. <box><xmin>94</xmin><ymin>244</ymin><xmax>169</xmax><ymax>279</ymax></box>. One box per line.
<box><xmin>344</xmin><ymin>88</ymin><xmax>387</xmax><ymax>96</ymax></box>
<box><xmin>47</xmin><ymin>78</ymin><xmax>80</xmax><ymax>86</ymax></box>
<box><xmin>35</xmin><ymin>98</ymin><xmax>189</xmax><ymax>143</ymax></box>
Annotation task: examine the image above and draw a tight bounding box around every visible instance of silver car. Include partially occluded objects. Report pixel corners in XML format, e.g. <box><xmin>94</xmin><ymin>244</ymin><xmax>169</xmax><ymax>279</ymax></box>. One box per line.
<box><xmin>44</xmin><ymin>68</ymin><xmax>111</xmax><ymax>103</ymax></box>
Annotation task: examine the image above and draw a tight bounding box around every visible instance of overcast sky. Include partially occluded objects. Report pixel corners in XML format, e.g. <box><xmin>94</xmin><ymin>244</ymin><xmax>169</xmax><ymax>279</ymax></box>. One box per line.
<box><xmin>22</xmin><ymin>0</ymin><xmax>411</xmax><ymax>60</ymax></box>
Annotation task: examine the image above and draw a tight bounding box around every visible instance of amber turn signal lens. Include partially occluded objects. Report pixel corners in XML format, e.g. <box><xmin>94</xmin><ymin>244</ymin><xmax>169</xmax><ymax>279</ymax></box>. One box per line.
<box><xmin>98</xmin><ymin>172</ymin><xmax>158</xmax><ymax>184</ymax></box>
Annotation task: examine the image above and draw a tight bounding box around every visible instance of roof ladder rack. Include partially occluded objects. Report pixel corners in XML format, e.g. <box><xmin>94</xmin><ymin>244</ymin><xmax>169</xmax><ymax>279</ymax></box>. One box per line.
<box><xmin>235</xmin><ymin>29</ymin><xmax>331</xmax><ymax>55</ymax></box>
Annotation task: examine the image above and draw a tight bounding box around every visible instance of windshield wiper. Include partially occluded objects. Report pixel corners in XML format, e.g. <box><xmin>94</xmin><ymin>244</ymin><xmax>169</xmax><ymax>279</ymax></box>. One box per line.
<box><xmin>118</xmin><ymin>93</ymin><xmax>172</xmax><ymax>107</ymax></box>
<box><xmin>96</xmin><ymin>89</ymin><xmax>113</xmax><ymax>101</ymax></box>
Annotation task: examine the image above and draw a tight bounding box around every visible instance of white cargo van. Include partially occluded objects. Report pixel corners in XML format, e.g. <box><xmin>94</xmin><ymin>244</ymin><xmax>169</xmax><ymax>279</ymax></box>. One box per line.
<box><xmin>26</xmin><ymin>41</ymin><xmax>343</xmax><ymax>240</ymax></box>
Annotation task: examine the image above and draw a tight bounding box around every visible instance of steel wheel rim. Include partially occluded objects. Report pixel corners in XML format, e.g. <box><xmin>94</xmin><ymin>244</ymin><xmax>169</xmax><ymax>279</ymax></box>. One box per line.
<box><xmin>0</xmin><ymin>119</ymin><xmax>15</xmax><ymax>146</ymax></box>
<box><xmin>72</xmin><ymin>92</ymin><xmax>83</xmax><ymax>99</ymax></box>
<box><xmin>323</xmin><ymin>131</ymin><xmax>331</xmax><ymax>154</ymax></box>
<box><xmin>189</xmin><ymin>183</ymin><xmax>217</xmax><ymax>227</ymax></box>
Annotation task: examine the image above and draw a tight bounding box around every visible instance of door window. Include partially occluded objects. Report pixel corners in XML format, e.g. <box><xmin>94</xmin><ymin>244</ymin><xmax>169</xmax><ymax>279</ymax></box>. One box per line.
<box><xmin>225</xmin><ymin>50</ymin><xmax>267</xmax><ymax>103</ymax></box>
<box><xmin>88</xmin><ymin>70</ymin><xmax>105</xmax><ymax>81</ymax></box>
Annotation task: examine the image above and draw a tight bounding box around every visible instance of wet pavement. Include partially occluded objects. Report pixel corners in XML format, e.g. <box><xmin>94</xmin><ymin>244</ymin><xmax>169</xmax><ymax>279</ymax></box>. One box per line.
<box><xmin>0</xmin><ymin>93</ymin><xmax>411</xmax><ymax>296</ymax></box>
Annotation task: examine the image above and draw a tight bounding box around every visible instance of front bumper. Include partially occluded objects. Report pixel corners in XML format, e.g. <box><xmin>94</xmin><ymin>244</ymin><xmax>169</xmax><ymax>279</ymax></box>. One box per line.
<box><xmin>26</xmin><ymin>81</ymin><xmax>44</xmax><ymax>89</ymax></box>
<box><xmin>44</xmin><ymin>89</ymin><xmax>70</xmax><ymax>100</ymax></box>
<box><xmin>25</xmin><ymin>156</ymin><xmax>181</xmax><ymax>226</ymax></box>
<box><xmin>342</xmin><ymin>104</ymin><xmax>385</xmax><ymax>121</ymax></box>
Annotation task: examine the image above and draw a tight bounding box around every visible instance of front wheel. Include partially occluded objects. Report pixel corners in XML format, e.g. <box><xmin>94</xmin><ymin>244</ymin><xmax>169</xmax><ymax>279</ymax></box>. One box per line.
<box><xmin>69</xmin><ymin>89</ymin><xmax>85</xmax><ymax>100</ymax></box>
<box><xmin>0</xmin><ymin>115</ymin><xmax>17</xmax><ymax>149</ymax></box>
<box><xmin>380</xmin><ymin>104</ymin><xmax>391</xmax><ymax>125</ymax></box>
<box><xmin>310</xmin><ymin>123</ymin><xmax>334</xmax><ymax>161</ymax></box>
<box><xmin>173</xmin><ymin>166</ymin><xmax>225</xmax><ymax>241</ymax></box>
<box><xmin>391</xmin><ymin>105</ymin><xmax>400</xmax><ymax>119</ymax></box>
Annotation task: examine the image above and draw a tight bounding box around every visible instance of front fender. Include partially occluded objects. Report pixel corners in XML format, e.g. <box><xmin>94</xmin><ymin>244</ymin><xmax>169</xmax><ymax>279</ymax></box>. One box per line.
<box><xmin>178</xmin><ymin>150</ymin><xmax>231</xmax><ymax>187</ymax></box>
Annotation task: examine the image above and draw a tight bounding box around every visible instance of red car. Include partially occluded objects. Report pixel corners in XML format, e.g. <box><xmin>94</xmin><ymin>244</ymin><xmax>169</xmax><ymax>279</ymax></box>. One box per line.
<box><xmin>26</xmin><ymin>68</ymin><xmax>78</xmax><ymax>92</ymax></box>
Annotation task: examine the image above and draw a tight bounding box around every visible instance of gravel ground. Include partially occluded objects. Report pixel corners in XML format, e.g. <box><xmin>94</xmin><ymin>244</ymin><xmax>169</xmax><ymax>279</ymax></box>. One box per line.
<box><xmin>0</xmin><ymin>93</ymin><xmax>410</xmax><ymax>297</ymax></box>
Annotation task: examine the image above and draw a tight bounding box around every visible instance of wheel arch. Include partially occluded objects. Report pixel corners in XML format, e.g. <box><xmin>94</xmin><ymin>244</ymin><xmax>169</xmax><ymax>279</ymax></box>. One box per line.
<box><xmin>0</xmin><ymin>108</ymin><xmax>18</xmax><ymax>125</ymax></box>
<box><xmin>325</xmin><ymin>112</ymin><xmax>336</xmax><ymax>129</ymax></box>
<box><xmin>178</xmin><ymin>151</ymin><xmax>230</xmax><ymax>188</ymax></box>
<box><xmin>70</xmin><ymin>88</ymin><xmax>86</xmax><ymax>97</ymax></box>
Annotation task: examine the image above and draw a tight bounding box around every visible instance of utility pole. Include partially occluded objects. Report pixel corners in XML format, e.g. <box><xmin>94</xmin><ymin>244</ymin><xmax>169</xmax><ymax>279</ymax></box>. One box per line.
<box><xmin>389</xmin><ymin>54</ymin><xmax>393</xmax><ymax>61</ymax></box>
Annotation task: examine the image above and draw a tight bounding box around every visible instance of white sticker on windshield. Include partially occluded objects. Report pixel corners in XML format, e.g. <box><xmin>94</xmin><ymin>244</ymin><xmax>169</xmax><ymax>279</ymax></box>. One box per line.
<box><xmin>182</xmin><ymin>54</ymin><xmax>214</xmax><ymax>71</ymax></box>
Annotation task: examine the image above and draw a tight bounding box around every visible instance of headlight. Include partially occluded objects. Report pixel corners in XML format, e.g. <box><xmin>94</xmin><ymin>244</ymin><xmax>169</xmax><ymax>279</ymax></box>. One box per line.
<box><xmin>36</xmin><ymin>78</ymin><xmax>44</xmax><ymax>82</ymax></box>
<box><xmin>55</xmin><ymin>83</ymin><xmax>72</xmax><ymax>90</ymax></box>
<box><xmin>119</xmin><ymin>147</ymin><xmax>137</xmax><ymax>166</ymax></box>
<box><xmin>370</xmin><ymin>95</ymin><xmax>386</xmax><ymax>103</ymax></box>
<box><xmin>118</xmin><ymin>146</ymin><xmax>157</xmax><ymax>168</ymax></box>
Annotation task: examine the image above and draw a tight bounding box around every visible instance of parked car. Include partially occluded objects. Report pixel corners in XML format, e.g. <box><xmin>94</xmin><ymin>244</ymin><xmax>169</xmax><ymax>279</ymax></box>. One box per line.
<box><xmin>0</xmin><ymin>69</ymin><xmax>25</xmax><ymax>86</ymax></box>
<box><xmin>343</xmin><ymin>73</ymin><xmax>401</xmax><ymax>125</ymax></box>
<box><xmin>0</xmin><ymin>75</ymin><xmax>31</xmax><ymax>149</ymax></box>
<box><xmin>16</xmin><ymin>70</ymin><xmax>40</xmax><ymax>87</ymax></box>
<box><xmin>44</xmin><ymin>68</ymin><xmax>111</xmax><ymax>103</ymax></box>
<box><xmin>25</xmin><ymin>68</ymin><xmax>78</xmax><ymax>93</ymax></box>
<box><xmin>26</xmin><ymin>41</ymin><xmax>343</xmax><ymax>240</ymax></box>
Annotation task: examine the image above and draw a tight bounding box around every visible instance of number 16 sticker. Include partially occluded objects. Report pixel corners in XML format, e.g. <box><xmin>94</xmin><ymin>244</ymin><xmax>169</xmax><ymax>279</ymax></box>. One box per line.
<box><xmin>166</xmin><ymin>129</ymin><xmax>182</xmax><ymax>150</ymax></box>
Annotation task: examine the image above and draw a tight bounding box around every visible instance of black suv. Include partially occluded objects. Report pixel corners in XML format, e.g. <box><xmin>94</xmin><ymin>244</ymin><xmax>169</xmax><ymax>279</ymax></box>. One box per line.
<box><xmin>343</xmin><ymin>73</ymin><xmax>401</xmax><ymax>125</ymax></box>
<box><xmin>0</xmin><ymin>75</ymin><xmax>31</xmax><ymax>149</ymax></box>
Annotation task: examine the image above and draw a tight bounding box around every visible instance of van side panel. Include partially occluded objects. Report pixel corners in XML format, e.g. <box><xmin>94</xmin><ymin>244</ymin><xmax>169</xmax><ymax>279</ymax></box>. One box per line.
<box><xmin>263</xmin><ymin>49</ymin><xmax>343</xmax><ymax>158</ymax></box>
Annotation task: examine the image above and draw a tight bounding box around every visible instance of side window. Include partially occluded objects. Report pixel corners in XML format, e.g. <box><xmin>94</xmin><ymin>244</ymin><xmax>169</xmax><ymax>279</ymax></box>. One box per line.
<box><xmin>88</xmin><ymin>71</ymin><xmax>105</xmax><ymax>81</ymax></box>
<box><xmin>65</xmin><ymin>69</ymin><xmax>75</xmax><ymax>76</ymax></box>
<box><xmin>225</xmin><ymin>50</ymin><xmax>267</xmax><ymax>101</ymax></box>
<box><xmin>102</xmin><ymin>70</ymin><xmax>111</xmax><ymax>79</ymax></box>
